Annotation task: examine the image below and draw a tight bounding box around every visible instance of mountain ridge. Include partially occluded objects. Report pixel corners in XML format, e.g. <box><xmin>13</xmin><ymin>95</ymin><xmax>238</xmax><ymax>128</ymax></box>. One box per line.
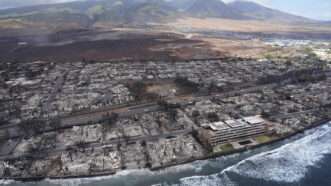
<box><xmin>0</xmin><ymin>0</ymin><xmax>318</xmax><ymax>25</ymax></box>
<box><xmin>228</xmin><ymin>0</ymin><xmax>313</xmax><ymax>23</ymax></box>
<box><xmin>185</xmin><ymin>0</ymin><xmax>245</xmax><ymax>19</ymax></box>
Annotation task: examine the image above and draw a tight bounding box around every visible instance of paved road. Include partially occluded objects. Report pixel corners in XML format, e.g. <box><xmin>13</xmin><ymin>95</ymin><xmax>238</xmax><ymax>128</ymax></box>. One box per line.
<box><xmin>2</xmin><ymin>68</ymin><xmax>330</xmax><ymax>130</ymax></box>
<box><xmin>0</xmin><ymin>82</ymin><xmax>280</xmax><ymax>134</ymax></box>
<box><xmin>2</xmin><ymin>105</ymin><xmax>329</xmax><ymax>161</ymax></box>
<box><xmin>0</xmin><ymin>73</ymin><xmax>326</xmax><ymax>137</ymax></box>
<box><xmin>60</xmin><ymin>103</ymin><xmax>161</xmax><ymax>127</ymax></box>
<box><xmin>59</xmin><ymin>83</ymin><xmax>277</xmax><ymax>126</ymax></box>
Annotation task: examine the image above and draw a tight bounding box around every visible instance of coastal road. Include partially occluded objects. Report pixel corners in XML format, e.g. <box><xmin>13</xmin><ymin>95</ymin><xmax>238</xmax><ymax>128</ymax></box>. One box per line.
<box><xmin>60</xmin><ymin>103</ymin><xmax>161</xmax><ymax>127</ymax></box>
<box><xmin>59</xmin><ymin>83</ymin><xmax>277</xmax><ymax>127</ymax></box>
<box><xmin>0</xmin><ymin>82</ymin><xmax>278</xmax><ymax>134</ymax></box>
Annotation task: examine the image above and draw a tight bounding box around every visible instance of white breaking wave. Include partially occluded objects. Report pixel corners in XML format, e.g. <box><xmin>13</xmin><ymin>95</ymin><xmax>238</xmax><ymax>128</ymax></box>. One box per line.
<box><xmin>178</xmin><ymin>174</ymin><xmax>237</xmax><ymax>186</ymax></box>
<box><xmin>47</xmin><ymin>169</ymin><xmax>154</xmax><ymax>186</ymax></box>
<box><xmin>3</xmin><ymin>123</ymin><xmax>331</xmax><ymax>186</ymax></box>
<box><xmin>177</xmin><ymin>122</ymin><xmax>331</xmax><ymax>185</ymax></box>
<box><xmin>224</xmin><ymin>122</ymin><xmax>331</xmax><ymax>183</ymax></box>
<box><xmin>0</xmin><ymin>179</ymin><xmax>15</xmax><ymax>185</ymax></box>
<box><xmin>47</xmin><ymin>162</ymin><xmax>209</xmax><ymax>186</ymax></box>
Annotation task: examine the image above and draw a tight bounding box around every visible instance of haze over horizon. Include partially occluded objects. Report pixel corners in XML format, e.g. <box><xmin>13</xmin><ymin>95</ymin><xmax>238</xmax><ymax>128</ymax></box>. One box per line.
<box><xmin>0</xmin><ymin>0</ymin><xmax>330</xmax><ymax>21</ymax></box>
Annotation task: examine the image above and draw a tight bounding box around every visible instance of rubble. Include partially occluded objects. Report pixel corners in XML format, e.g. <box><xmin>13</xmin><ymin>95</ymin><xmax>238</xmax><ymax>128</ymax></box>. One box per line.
<box><xmin>0</xmin><ymin>56</ymin><xmax>330</xmax><ymax>179</ymax></box>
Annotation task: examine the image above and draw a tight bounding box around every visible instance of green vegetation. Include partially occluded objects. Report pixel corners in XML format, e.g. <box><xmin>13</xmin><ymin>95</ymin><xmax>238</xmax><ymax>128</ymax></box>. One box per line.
<box><xmin>303</xmin><ymin>47</ymin><xmax>313</xmax><ymax>54</ymax></box>
<box><xmin>263</xmin><ymin>53</ymin><xmax>273</xmax><ymax>60</ymax></box>
<box><xmin>213</xmin><ymin>143</ymin><xmax>234</xmax><ymax>153</ymax></box>
<box><xmin>254</xmin><ymin>135</ymin><xmax>271</xmax><ymax>143</ymax></box>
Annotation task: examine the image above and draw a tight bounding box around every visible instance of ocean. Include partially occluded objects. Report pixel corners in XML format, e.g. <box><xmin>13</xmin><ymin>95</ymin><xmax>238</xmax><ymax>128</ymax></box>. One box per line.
<box><xmin>2</xmin><ymin>122</ymin><xmax>331</xmax><ymax>186</ymax></box>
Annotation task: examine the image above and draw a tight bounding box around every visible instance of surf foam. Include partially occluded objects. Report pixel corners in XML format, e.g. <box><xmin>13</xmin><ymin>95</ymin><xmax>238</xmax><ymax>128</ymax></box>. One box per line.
<box><xmin>223</xmin><ymin>122</ymin><xmax>331</xmax><ymax>183</ymax></box>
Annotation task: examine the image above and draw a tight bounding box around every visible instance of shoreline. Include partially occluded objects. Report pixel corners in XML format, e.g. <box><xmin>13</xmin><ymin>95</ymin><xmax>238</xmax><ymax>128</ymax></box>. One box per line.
<box><xmin>3</xmin><ymin>118</ymin><xmax>330</xmax><ymax>183</ymax></box>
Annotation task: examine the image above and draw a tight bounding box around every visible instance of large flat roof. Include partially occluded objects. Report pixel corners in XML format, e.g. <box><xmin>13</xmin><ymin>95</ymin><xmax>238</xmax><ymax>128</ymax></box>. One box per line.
<box><xmin>209</xmin><ymin>121</ymin><xmax>230</xmax><ymax>131</ymax></box>
<box><xmin>243</xmin><ymin>116</ymin><xmax>265</xmax><ymax>125</ymax></box>
<box><xmin>206</xmin><ymin>115</ymin><xmax>265</xmax><ymax>131</ymax></box>
<box><xmin>225</xmin><ymin>119</ymin><xmax>247</xmax><ymax>128</ymax></box>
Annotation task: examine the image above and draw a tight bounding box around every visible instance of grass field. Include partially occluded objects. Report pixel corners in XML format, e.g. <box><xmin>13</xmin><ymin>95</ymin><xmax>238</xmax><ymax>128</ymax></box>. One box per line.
<box><xmin>213</xmin><ymin>143</ymin><xmax>234</xmax><ymax>153</ymax></box>
<box><xmin>255</xmin><ymin>135</ymin><xmax>272</xmax><ymax>143</ymax></box>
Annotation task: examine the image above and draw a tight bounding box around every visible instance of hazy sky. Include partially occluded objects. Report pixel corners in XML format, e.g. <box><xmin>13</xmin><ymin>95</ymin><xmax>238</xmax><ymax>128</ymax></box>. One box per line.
<box><xmin>224</xmin><ymin>0</ymin><xmax>331</xmax><ymax>20</ymax></box>
<box><xmin>0</xmin><ymin>0</ymin><xmax>79</xmax><ymax>9</ymax></box>
<box><xmin>0</xmin><ymin>0</ymin><xmax>330</xmax><ymax>20</ymax></box>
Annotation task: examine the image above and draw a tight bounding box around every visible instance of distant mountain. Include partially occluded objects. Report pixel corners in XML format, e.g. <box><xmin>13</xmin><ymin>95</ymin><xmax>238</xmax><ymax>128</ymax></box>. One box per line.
<box><xmin>126</xmin><ymin>1</ymin><xmax>178</xmax><ymax>23</ymax></box>
<box><xmin>0</xmin><ymin>0</ymin><xmax>317</xmax><ymax>27</ymax></box>
<box><xmin>0</xmin><ymin>0</ymin><xmax>178</xmax><ymax>25</ymax></box>
<box><xmin>228</xmin><ymin>0</ymin><xmax>313</xmax><ymax>23</ymax></box>
<box><xmin>167</xmin><ymin>0</ymin><xmax>196</xmax><ymax>11</ymax></box>
<box><xmin>95</xmin><ymin>0</ymin><xmax>178</xmax><ymax>24</ymax></box>
<box><xmin>186</xmin><ymin>0</ymin><xmax>244</xmax><ymax>19</ymax></box>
